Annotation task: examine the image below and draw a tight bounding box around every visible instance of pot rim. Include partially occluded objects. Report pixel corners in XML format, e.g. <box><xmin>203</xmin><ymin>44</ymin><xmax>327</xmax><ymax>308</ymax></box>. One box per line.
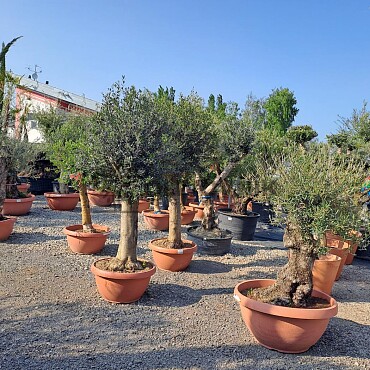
<box><xmin>188</xmin><ymin>202</ymin><xmax>205</xmax><ymax>209</ymax></box>
<box><xmin>63</xmin><ymin>224</ymin><xmax>110</xmax><ymax>237</ymax></box>
<box><xmin>149</xmin><ymin>237</ymin><xmax>197</xmax><ymax>254</ymax></box>
<box><xmin>234</xmin><ymin>279</ymin><xmax>338</xmax><ymax>320</ymax></box>
<box><xmin>218</xmin><ymin>208</ymin><xmax>260</xmax><ymax>218</ymax></box>
<box><xmin>87</xmin><ymin>189</ymin><xmax>115</xmax><ymax>196</ymax></box>
<box><xmin>0</xmin><ymin>216</ymin><xmax>17</xmax><ymax>223</ymax></box>
<box><xmin>4</xmin><ymin>194</ymin><xmax>36</xmax><ymax>203</ymax></box>
<box><xmin>44</xmin><ymin>192</ymin><xmax>80</xmax><ymax>198</ymax></box>
<box><xmin>142</xmin><ymin>210</ymin><xmax>170</xmax><ymax>218</ymax></box>
<box><xmin>91</xmin><ymin>257</ymin><xmax>156</xmax><ymax>279</ymax></box>
<box><xmin>187</xmin><ymin>226</ymin><xmax>233</xmax><ymax>241</ymax></box>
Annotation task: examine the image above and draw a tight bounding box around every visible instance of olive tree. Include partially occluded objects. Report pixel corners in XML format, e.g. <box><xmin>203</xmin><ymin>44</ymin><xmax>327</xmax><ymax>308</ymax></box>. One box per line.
<box><xmin>87</xmin><ymin>80</ymin><xmax>168</xmax><ymax>271</ymax></box>
<box><xmin>250</xmin><ymin>144</ymin><xmax>366</xmax><ymax>307</ymax></box>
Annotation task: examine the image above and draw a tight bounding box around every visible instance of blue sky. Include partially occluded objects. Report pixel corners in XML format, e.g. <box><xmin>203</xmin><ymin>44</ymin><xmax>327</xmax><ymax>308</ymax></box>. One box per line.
<box><xmin>2</xmin><ymin>0</ymin><xmax>369</xmax><ymax>140</ymax></box>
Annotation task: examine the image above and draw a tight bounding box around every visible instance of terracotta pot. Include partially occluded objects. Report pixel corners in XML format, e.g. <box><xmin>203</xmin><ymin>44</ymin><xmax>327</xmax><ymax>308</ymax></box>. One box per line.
<box><xmin>186</xmin><ymin>195</ymin><xmax>196</xmax><ymax>205</ymax></box>
<box><xmin>63</xmin><ymin>224</ymin><xmax>110</xmax><ymax>254</ymax></box>
<box><xmin>312</xmin><ymin>254</ymin><xmax>342</xmax><ymax>295</ymax></box>
<box><xmin>2</xmin><ymin>194</ymin><xmax>35</xmax><ymax>216</ymax></box>
<box><xmin>148</xmin><ymin>238</ymin><xmax>197</xmax><ymax>271</ymax></box>
<box><xmin>17</xmin><ymin>183</ymin><xmax>30</xmax><ymax>193</ymax></box>
<box><xmin>143</xmin><ymin>210</ymin><xmax>169</xmax><ymax>231</ymax></box>
<box><xmin>0</xmin><ymin>217</ymin><xmax>17</xmax><ymax>241</ymax></box>
<box><xmin>91</xmin><ymin>258</ymin><xmax>156</xmax><ymax>303</ymax></box>
<box><xmin>188</xmin><ymin>202</ymin><xmax>205</xmax><ymax>220</ymax></box>
<box><xmin>328</xmin><ymin>247</ymin><xmax>349</xmax><ymax>280</ymax></box>
<box><xmin>138</xmin><ymin>199</ymin><xmax>150</xmax><ymax>213</ymax></box>
<box><xmin>233</xmin><ymin>279</ymin><xmax>338</xmax><ymax>353</ymax></box>
<box><xmin>181</xmin><ymin>209</ymin><xmax>196</xmax><ymax>225</ymax></box>
<box><xmin>44</xmin><ymin>192</ymin><xmax>80</xmax><ymax>211</ymax></box>
<box><xmin>87</xmin><ymin>190</ymin><xmax>115</xmax><ymax>207</ymax></box>
<box><xmin>214</xmin><ymin>201</ymin><xmax>230</xmax><ymax>211</ymax></box>
<box><xmin>325</xmin><ymin>231</ymin><xmax>359</xmax><ymax>265</ymax></box>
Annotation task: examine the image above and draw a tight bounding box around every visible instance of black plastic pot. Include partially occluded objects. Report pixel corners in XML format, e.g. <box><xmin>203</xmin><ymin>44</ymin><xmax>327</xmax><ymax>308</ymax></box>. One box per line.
<box><xmin>187</xmin><ymin>226</ymin><xmax>232</xmax><ymax>255</ymax></box>
<box><xmin>217</xmin><ymin>208</ymin><xmax>260</xmax><ymax>241</ymax></box>
<box><xmin>251</xmin><ymin>202</ymin><xmax>273</xmax><ymax>223</ymax></box>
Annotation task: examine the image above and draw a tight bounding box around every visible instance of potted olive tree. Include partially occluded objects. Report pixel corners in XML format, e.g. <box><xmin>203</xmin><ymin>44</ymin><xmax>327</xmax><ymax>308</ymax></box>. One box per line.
<box><xmin>187</xmin><ymin>97</ymin><xmax>256</xmax><ymax>252</ymax></box>
<box><xmin>148</xmin><ymin>89</ymin><xmax>214</xmax><ymax>270</ymax></box>
<box><xmin>88</xmin><ymin>80</ymin><xmax>169</xmax><ymax>303</ymax></box>
<box><xmin>233</xmin><ymin>144</ymin><xmax>367</xmax><ymax>353</ymax></box>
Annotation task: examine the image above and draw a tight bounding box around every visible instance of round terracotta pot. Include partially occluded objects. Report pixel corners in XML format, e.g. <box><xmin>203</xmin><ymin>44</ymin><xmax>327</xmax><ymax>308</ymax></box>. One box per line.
<box><xmin>44</xmin><ymin>192</ymin><xmax>80</xmax><ymax>211</ymax></box>
<box><xmin>214</xmin><ymin>201</ymin><xmax>229</xmax><ymax>211</ymax></box>
<box><xmin>148</xmin><ymin>238</ymin><xmax>197</xmax><ymax>272</ymax></box>
<box><xmin>87</xmin><ymin>190</ymin><xmax>115</xmax><ymax>207</ymax></box>
<box><xmin>0</xmin><ymin>217</ymin><xmax>17</xmax><ymax>241</ymax></box>
<box><xmin>138</xmin><ymin>199</ymin><xmax>150</xmax><ymax>213</ymax></box>
<box><xmin>328</xmin><ymin>247</ymin><xmax>349</xmax><ymax>281</ymax></box>
<box><xmin>188</xmin><ymin>202</ymin><xmax>205</xmax><ymax>220</ymax></box>
<box><xmin>17</xmin><ymin>183</ymin><xmax>30</xmax><ymax>193</ymax></box>
<box><xmin>181</xmin><ymin>209</ymin><xmax>196</xmax><ymax>225</ymax></box>
<box><xmin>2</xmin><ymin>194</ymin><xmax>35</xmax><ymax>216</ymax></box>
<box><xmin>90</xmin><ymin>258</ymin><xmax>156</xmax><ymax>303</ymax></box>
<box><xmin>233</xmin><ymin>279</ymin><xmax>338</xmax><ymax>354</ymax></box>
<box><xmin>63</xmin><ymin>224</ymin><xmax>110</xmax><ymax>254</ymax></box>
<box><xmin>325</xmin><ymin>231</ymin><xmax>359</xmax><ymax>265</ymax></box>
<box><xmin>143</xmin><ymin>210</ymin><xmax>169</xmax><ymax>231</ymax></box>
<box><xmin>312</xmin><ymin>254</ymin><xmax>342</xmax><ymax>295</ymax></box>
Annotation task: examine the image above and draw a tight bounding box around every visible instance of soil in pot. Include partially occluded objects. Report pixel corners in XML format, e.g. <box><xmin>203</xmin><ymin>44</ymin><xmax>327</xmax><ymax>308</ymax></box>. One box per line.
<box><xmin>148</xmin><ymin>238</ymin><xmax>197</xmax><ymax>272</ymax></box>
<box><xmin>91</xmin><ymin>258</ymin><xmax>156</xmax><ymax>303</ymax></box>
<box><xmin>217</xmin><ymin>208</ymin><xmax>260</xmax><ymax>241</ymax></box>
<box><xmin>0</xmin><ymin>217</ymin><xmax>17</xmax><ymax>241</ymax></box>
<box><xmin>63</xmin><ymin>224</ymin><xmax>110</xmax><ymax>254</ymax></box>
<box><xmin>234</xmin><ymin>279</ymin><xmax>338</xmax><ymax>353</ymax></box>
<box><xmin>187</xmin><ymin>226</ymin><xmax>232</xmax><ymax>255</ymax></box>
<box><xmin>143</xmin><ymin>210</ymin><xmax>169</xmax><ymax>231</ymax></box>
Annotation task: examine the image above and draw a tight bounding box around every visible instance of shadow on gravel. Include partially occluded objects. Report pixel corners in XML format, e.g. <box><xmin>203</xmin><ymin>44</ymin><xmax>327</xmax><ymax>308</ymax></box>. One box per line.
<box><xmin>186</xmin><ymin>260</ymin><xmax>233</xmax><ymax>274</ymax></box>
<box><xmin>143</xmin><ymin>283</ymin><xmax>232</xmax><ymax>307</ymax></box>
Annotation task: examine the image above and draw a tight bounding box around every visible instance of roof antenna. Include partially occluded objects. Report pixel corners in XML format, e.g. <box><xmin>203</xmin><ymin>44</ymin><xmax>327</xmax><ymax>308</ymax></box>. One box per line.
<box><xmin>27</xmin><ymin>65</ymin><xmax>42</xmax><ymax>81</ymax></box>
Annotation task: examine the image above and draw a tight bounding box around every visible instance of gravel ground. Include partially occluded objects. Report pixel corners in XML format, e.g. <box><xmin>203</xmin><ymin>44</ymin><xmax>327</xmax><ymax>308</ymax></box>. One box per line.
<box><xmin>1</xmin><ymin>195</ymin><xmax>369</xmax><ymax>370</ymax></box>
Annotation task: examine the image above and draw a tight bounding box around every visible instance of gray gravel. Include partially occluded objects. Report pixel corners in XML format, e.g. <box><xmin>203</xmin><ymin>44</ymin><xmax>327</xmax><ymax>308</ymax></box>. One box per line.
<box><xmin>1</xmin><ymin>195</ymin><xmax>369</xmax><ymax>370</ymax></box>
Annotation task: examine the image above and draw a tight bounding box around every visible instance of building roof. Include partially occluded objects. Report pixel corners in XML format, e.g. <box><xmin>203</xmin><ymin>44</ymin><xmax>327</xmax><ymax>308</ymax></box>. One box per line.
<box><xmin>15</xmin><ymin>74</ymin><xmax>101</xmax><ymax>112</ymax></box>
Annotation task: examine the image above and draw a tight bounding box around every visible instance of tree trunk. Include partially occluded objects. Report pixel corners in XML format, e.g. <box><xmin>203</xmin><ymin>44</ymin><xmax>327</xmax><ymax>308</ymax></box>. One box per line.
<box><xmin>195</xmin><ymin>172</ymin><xmax>204</xmax><ymax>200</ymax></box>
<box><xmin>79</xmin><ymin>183</ymin><xmax>93</xmax><ymax>232</ymax></box>
<box><xmin>112</xmin><ymin>199</ymin><xmax>143</xmax><ymax>271</ymax></box>
<box><xmin>168</xmin><ymin>181</ymin><xmax>183</xmax><ymax>248</ymax></box>
<box><xmin>59</xmin><ymin>182</ymin><xmax>69</xmax><ymax>194</ymax></box>
<box><xmin>0</xmin><ymin>156</ymin><xmax>6</xmax><ymax>220</ymax></box>
<box><xmin>201</xmin><ymin>197</ymin><xmax>217</xmax><ymax>230</ymax></box>
<box><xmin>153</xmin><ymin>195</ymin><xmax>160</xmax><ymax>212</ymax></box>
<box><xmin>250</xmin><ymin>222</ymin><xmax>316</xmax><ymax>307</ymax></box>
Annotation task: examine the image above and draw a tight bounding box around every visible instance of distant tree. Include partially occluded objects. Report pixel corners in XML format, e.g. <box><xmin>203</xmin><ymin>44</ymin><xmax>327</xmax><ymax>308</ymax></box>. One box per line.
<box><xmin>286</xmin><ymin>125</ymin><xmax>318</xmax><ymax>147</ymax></box>
<box><xmin>263</xmin><ymin>87</ymin><xmax>299</xmax><ymax>134</ymax></box>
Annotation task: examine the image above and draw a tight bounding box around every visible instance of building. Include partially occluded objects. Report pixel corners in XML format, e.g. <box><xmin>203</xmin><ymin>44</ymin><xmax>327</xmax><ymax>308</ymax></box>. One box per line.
<box><xmin>14</xmin><ymin>75</ymin><xmax>100</xmax><ymax>142</ymax></box>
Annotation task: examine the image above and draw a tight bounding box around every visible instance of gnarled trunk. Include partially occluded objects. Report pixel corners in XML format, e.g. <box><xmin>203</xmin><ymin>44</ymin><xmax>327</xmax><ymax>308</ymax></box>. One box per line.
<box><xmin>250</xmin><ymin>222</ymin><xmax>316</xmax><ymax>307</ymax></box>
<box><xmin>168</xmin><ymin>180</ymin><xmax>183</xmax><ymax>248</ymax></box>
<box><xmin>79</xmin><ymin>183</ymin><xmax>93</xmax><ymax>232</ymax></box>
<box><xmin>153</xmin><ymin>195</ymin><xmax>160</xmax><ymax>212</ymax></box>
<box><xmin>201</xmin><ymin>197</ymin><xmax>217</xmax><ymax>230</ymax></box>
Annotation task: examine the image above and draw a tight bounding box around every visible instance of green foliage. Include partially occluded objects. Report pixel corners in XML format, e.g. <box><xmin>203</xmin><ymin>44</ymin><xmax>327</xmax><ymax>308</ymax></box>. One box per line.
<box><xmin>263</xmin><ymin>87</ymin><xmax>299</xmax><ymax>135</ymax></box>
<box><xmin>271</xmin><ymin>144</ymin><xmax>366</xmax><ymax>247</ymax></box>
<box><xmin>286</xmin><ymin>125</ymin><xmax>318</xmax><ymax>146</ymax></box>
<box><xmin>87</xmin><ymin>80</ymin><xmax>170</xmax><ymax>201</ymax></box>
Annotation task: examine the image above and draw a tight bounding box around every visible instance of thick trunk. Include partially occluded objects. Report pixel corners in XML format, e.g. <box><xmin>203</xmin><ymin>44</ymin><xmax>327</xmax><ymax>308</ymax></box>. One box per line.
<box><xmin>153</xmin><ymin>195</ymin><xmax>160</xmax><ymax>212</ymax></box>
<box><xmin>59</xmin><ymin>183</ymin><xmax>70</xmax><ymax>194</ymax></box>
<box><xmin>233</xmin><ymin>197</ymin><xmax>253</xmax><ymax>215</ymax></box>
<box><xmin>250</xmin><ymin>222</ymin><xmax>316</xmax><ymax>307</ymax></box>
<box><xmin>195</xmin><ymin>172</ymin><xmax>205</xmax><ymax>200</ymax></box>
<box><xmin>79</xmin><ymin>183</ymin><xmax>93</xmax><ymax>232</ymax></box>
<box><xmin>201</xmin><ymin>197</ymin><xmax>217</xmax><ymax>230</ymax></box>
<box><xmin>168</xmin><ymin>181</ymin><xmax>183</xmax><ymax>248</ymax></box>
<box><xmin>113</xmin><ymin>199</ymin><xmax>143</xmax><ymax>271</ymax></box>
<box><xmin>0</xmin><ymin>157</ymin><xmax>6</xmax><ymax>220</ymax></box>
